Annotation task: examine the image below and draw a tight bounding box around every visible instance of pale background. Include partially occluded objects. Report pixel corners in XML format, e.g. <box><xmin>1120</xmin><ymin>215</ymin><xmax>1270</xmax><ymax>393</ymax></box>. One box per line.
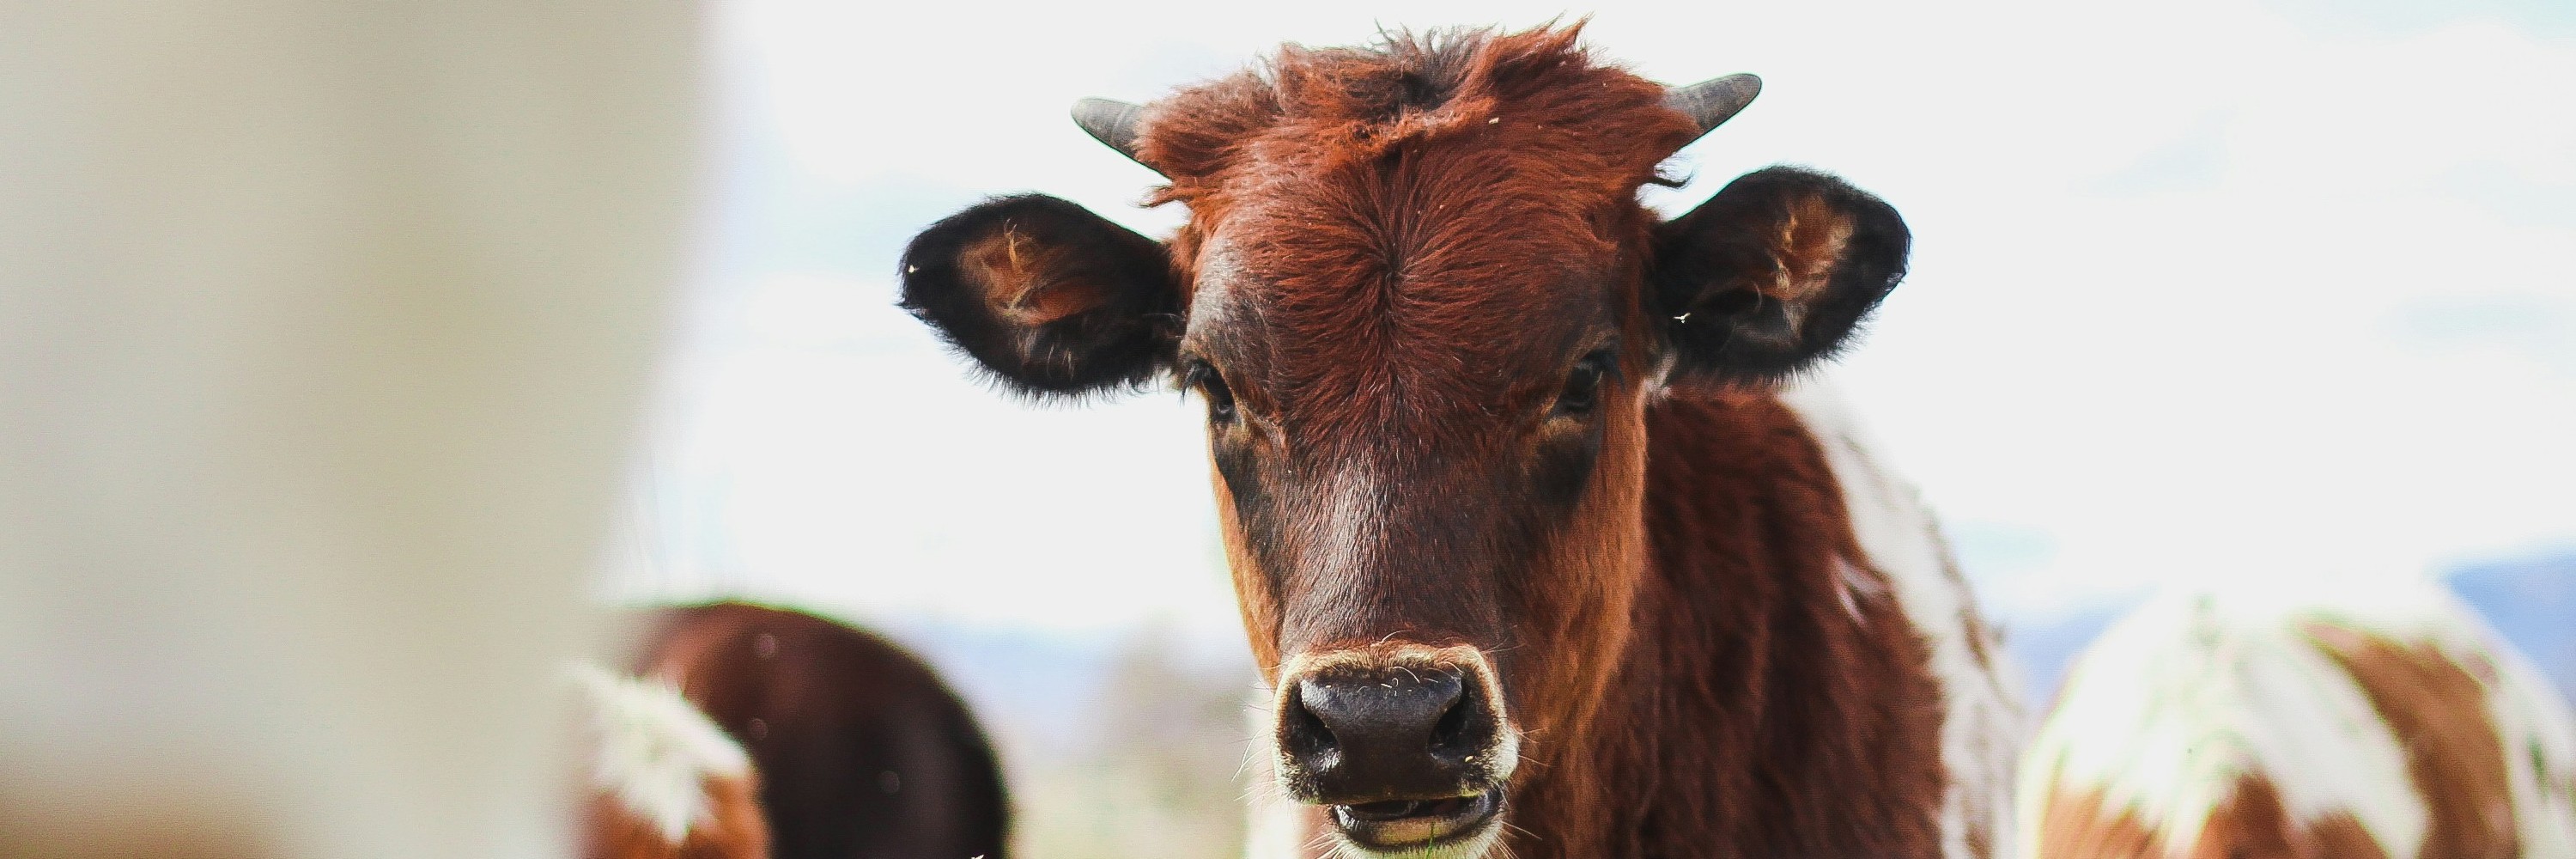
<box><xmin>608</xmin><ymin>1</ymin><xmax>2576</xmax><ymax>855</ymax></box>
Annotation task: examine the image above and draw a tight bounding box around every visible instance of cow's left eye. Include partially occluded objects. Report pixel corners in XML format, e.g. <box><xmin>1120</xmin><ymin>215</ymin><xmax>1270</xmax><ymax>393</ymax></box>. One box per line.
<box><xmin>1185</xmin><ymin>361</ymin><xmax>1236</xmax><ymax>423</ymax></box>
<box><xmin>1554</xmin><ymin>350</ymin><xmax>1613</xmax><ymax>417</ymax></box>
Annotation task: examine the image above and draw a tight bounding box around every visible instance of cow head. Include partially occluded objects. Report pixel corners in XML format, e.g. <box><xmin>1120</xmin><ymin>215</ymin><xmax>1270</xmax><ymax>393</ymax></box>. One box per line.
<box><xmin>899</xmin><ymin>27</ymin><xmax>1907</xmax><ymax>858</ymax></box>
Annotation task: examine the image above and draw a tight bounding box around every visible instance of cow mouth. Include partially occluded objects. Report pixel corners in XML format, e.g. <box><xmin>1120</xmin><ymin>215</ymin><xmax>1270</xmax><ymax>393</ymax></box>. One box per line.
<box><xmin>1329</xmin><ymin>789</ymin><xmax>1502</xmax><ymax>851</ymax></box>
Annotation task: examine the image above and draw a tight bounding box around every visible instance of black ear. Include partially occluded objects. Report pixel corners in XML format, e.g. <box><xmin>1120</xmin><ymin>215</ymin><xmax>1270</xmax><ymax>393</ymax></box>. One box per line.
<box><xmin>1649</xmin><ymin>167</ymin><xmax>1911</xmax><ymax>383</ymax></box>
<box><xmin>898</xmin><ymin>194</ymin><xmax>1181</xmax><ymax>397</ymax></box>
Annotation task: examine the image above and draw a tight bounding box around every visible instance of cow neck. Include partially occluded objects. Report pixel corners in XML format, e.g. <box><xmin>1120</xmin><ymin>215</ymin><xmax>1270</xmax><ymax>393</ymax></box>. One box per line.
<box><xmin>1503</xmin><ymin>385</ymin><xmax>1949</xmax><ymax>858</ymax></box>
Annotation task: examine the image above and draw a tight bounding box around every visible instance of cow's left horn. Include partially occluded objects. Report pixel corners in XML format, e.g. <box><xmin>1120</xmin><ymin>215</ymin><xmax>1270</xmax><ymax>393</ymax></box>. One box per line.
<box><xmin>1663</xmin><ymin>73</ymin><xmax>1762</xmax><ymax>141</ymax></box>
<box><xmin>1072</xmin><ymin>97</ymin><xmax>1150</xmax><ymax>165</ymax></box>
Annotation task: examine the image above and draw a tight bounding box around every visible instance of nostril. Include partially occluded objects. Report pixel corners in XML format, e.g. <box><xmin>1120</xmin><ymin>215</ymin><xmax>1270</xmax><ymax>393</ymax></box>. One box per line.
<box><xmin>1282</xmin><ymin>681</ymin><xmax>1340</xmax><ymax>759</ymax></box>
<box><xmin>1426</xmin><ymin>675</ymin><xmax>1492</xmax><ymax>759</ymax></box>
<box><xmin>1287</xmin><ymin>664</ymin><xmax>1492</xmax><ymax>776</ymax></box>
<box><xmin>1430</xmin><ymin>689</ymin><xmax>1473</xmax><ymax>749</ymax></box>
<box><xmin>1281</xmin><ymin>661</ymin><xmax>1505</xmax><ymax>803</ymax></box>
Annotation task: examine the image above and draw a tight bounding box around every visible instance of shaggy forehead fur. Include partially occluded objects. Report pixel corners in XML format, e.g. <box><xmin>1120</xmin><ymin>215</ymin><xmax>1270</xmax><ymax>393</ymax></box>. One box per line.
<box><xmin>1138</xmin><ymin>26</ymin><xmax>1696</xmax><ymax>211</ymax></box>
<box><xmin>1137</xmin><ymin>27</ymin><xmax>1698</xmax><ymax>432</ymax></box>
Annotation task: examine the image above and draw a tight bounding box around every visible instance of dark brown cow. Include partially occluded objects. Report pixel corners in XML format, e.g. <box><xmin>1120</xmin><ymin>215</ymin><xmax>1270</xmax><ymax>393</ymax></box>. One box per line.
<box><xmin>899</xmin><ymin>26</ymin><xmax>2020</xmax><ymax>859</ymax></box>
<box><xmin>626</xmin><ymin>602</ymin><xmax>1012</xmax><ymax>859</ymax></box>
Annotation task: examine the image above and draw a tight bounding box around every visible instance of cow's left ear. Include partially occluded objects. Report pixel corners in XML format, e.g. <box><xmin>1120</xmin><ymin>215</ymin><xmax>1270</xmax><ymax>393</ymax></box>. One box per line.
<box><xmin>1649</xmin><ymin>166</ymin><xmax>1911</xmax><ymax>383</ymax></box>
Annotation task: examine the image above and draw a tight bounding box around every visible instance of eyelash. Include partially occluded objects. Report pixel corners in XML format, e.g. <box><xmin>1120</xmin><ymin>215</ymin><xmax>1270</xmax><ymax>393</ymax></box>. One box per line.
<box><xmin>1185</xmin><ymin>362</ymin><xmax>1236</xmax><ymax>423</ymax></box>
<box><xmin>1555</xmin><ymin>350</ymin><xmax>1614</xmax><ymax>417</ymax></box>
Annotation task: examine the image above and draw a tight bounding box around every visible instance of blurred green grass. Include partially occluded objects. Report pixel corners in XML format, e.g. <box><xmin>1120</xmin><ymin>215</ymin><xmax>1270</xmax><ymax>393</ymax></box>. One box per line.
<box><xmin>1000</xmin><ymin>625</ymin><xmax>1256</xmax><ymax>859</ymax></box>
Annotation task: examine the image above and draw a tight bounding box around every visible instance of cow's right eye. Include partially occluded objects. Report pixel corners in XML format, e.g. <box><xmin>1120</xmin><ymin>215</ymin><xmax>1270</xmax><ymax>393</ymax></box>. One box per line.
<box><xmin>1186</xmin><ymin>362</ymin><xmax>1236</xmax><ymax>423</ymax></box>
<box><xmin>1554</xmin><ymin>350</ymin><xmax>1613</xmax><ymax>417</ymax></box>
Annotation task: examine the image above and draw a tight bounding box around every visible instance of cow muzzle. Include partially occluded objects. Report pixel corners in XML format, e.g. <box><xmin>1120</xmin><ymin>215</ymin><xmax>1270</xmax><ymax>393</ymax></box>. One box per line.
<box><xmin>1272</xmin><ymin>646</ymin><xmax>1516</xmax><ymax>854</ymax></box>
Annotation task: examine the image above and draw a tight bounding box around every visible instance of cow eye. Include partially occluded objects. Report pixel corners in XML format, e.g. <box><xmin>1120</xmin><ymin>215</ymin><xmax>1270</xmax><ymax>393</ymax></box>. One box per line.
<box><xmin>1555</xmin><ymin>350</ymin><xmax>1613</xmax><ymax>417</ymax></box>
<box><xmin>1186</xmin><ymin>362</ymin><xmax>1236</xmax><ymax>423</ymax></box>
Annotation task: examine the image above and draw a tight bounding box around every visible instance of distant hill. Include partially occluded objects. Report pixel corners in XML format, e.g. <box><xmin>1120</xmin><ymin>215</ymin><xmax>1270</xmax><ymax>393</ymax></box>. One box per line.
<box><xmin>1999</xmin><ymin>602</ymin><xmax>2131</xmax><ymax>707</ymax></box>
<box><xmin>891</xmin><ymin>552</ymin><xmax>2576</xmax><ymax>765</ymax></box>
<box><xmin>2446</xmin><ymin>551</ymin><xmax>2576</xmax><ymax>701</ymax></box>
<box><xmin>1996</xmin><ymin>553</ymin><xmax>2576</xmax><ymax>707</ymax></box>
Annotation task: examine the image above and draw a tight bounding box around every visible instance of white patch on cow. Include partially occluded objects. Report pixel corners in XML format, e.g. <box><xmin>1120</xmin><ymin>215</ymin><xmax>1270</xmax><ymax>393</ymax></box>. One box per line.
<box><xmin>574</xmin><ymin>664</ymin><xmax>753</xmax><ymax>844</ymax></box>
<box><xmin>2020</xmin><ymin>577</ymin><xmax>2576</xmax><ymax>859</ymax></box>
<box><xmin>2291</xmin><ymin>578</ymin><xmax>2576</xmax><ymax>858</ymax></box>
<box><xmin>1834</xmin><ymin>555</ymin><xmax>1891</xmax><ymax>624</ymax></box>
<box><xmin>2015</xmin><ymin>587</ymin><xmax>2430</xmax><ymax>858</ymax></box>
<box><xmin>1780</xmin><ymin>378</ymin><xmax>2026</xmax><ymax>858</ymax></box>
<box><xmin>2482</xmin><ymin>613</ymin><xmax>2576</xmax><ymax>857</ymax></box>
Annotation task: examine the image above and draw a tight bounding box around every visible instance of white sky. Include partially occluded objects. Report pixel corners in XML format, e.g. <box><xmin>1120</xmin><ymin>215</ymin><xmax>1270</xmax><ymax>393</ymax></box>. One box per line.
<box><xmin>609</xmin><ymin>0</ymin><xmax>2576</xmax><ymax>636</ymax></box>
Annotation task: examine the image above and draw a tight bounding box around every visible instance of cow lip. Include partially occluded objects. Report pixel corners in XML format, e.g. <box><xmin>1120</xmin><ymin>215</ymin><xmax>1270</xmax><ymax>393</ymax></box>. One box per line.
<box><xmin>1328</xmin><ymin>789</ymin><xmax>1501</xmax><ymax>850</ymax></box>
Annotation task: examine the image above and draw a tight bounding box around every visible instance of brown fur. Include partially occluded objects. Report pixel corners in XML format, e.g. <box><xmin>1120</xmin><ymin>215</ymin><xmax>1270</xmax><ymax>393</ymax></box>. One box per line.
<box><xmin>629</xmin><ymin>602</ymin><xmax>1011</xmax><ymax>859</ymax></box>
<box><xmin>2040</xmin><ymin>777</ymin><xmax>2391</xmax><ymax>859</ymax></box>
<box><xmin>1149</xmin><ymin>29</ymin><xmax>1693</xmax><ymax>447</ymax></box>
<box><xmin>2306</xmin><ymin>621</ymin><xmax>2522</xmax><ymax>859</ymax></box>
<box><xmin>583</xmin><ymin>770</ymin><xmax>770</xmax><ymax>859</ymax></box>
<box><xmin>1222</xmin><ymin>389</ymin><xmax>1951</xmax><ymax>859</ymax></box>
<box><xmin>1746</xmin><ymin>193</ymin><xmax>1856</xmax><ymax>329</ymax></box>
<box><xmin>959</xmin><ymin>228</ymin><xmax>1106</xmax><ymax>328</ymax></box>
<box><xmin>1175</xmin><ymin>24</ymin><xmax>1690</xmax><ymax>726</ymax></box>
<box><xmin>899</xmin><ymin>23</ymin><xmax>1963</xmax><ymax>858</ymax></box>
<box><xmin>1148</xmin><ymin>27</ymin><xmax>1950</xmax><ymax>858</ymax></box>
<box><xmin>1525</xmin><ymin>390</ymin><xmax>1945</xmax><ymax>858</ymax></box>
<box><xmin>2038</xmin><ymin>787</ymin><xmax>2163</xmax><ymax>859</ymax></box>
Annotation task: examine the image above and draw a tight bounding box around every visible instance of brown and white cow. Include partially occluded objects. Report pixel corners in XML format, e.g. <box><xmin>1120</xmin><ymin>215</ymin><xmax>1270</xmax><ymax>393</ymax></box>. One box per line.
<box><xmin>2017</xmin><ymin>582</ymin><xmax>2576</xmax><ymax>859</ymax></box>
<box><xmin>898</xmin><ymin>26</ymin><xmax>2021</xmax><ymax>859</ymax></box>
<box><xmin>576</xmin><ymin>665</ymin><xmax>771</xmax><ymax>859</ymax></box>
<box><xmin>627</xmin><ymin>601</ymin><xmax>1012</xmax><ymax>859</ymax></box>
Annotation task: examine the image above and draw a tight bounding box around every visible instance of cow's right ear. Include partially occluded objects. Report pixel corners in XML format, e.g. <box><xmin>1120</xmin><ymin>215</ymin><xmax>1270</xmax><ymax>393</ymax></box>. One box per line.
<box><xmin>898</xmin><ymin>194</ymin><xmax>1181</xmax><ymax>398</ymax></box>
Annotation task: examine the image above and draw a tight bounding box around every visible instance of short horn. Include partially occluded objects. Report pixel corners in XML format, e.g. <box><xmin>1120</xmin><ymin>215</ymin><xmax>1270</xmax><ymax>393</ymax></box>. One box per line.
<box><xmin>1072</xmin><ymin>97</ymin><xmax>1150</xmax><ymax>164</ymax></box>
<box><xmin>1663</xmin><ymin>73</ymin><xmax>1762</xmax><ymax>140</ymax></box>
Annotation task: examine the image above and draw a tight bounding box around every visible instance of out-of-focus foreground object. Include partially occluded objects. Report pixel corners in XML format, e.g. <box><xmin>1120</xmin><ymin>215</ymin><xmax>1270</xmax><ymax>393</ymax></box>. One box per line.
<box><xmin>575</xmin><ymin>667</ymin><xmax>769</xmax><ymax>859</ymax></box>
<box><xmin>625</xmin><ymin>602</ymin><xmax>1012</xmax><ymax>859</ymax></box>
<box><xmin>0</xmin><ymin>3</ymin><xmax>700</xmax><ymax>858</ymax></box>
<box><xmin>2018</xmin><ymin>582</ymin><xmax>2576</xmax><ymax>859</ymax></box>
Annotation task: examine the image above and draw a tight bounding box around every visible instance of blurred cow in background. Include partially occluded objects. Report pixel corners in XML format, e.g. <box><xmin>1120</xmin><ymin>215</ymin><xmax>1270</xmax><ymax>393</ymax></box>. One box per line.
<box><xmin>624</xmin><ymin>601</ymin><xmax>1012</xmax><ymax>859</ymax></box>
<box><xmin>2019</xmin><ymin>582</ymin><xmax>2576</xmax><ymax>859</ymax></box>
<box><xmin>578</xmin><ymin>667</ymin><xmax>770</xmax><ymax>859</ymax></box>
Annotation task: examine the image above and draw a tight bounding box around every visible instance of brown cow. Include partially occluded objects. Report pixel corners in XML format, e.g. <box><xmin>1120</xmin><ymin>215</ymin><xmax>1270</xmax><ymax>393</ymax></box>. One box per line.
<box><xmin>576</xmin><ymin>665</ymin><xmax>771</xmax><ymax>859</ymax></box>
<box><xmin>898</xmin><ymin>25</ymin><xmax>2020</xmax><ymax>859</ymax></box>
<box><xmin>2017</xmin><ymin>583</ymin><xmax>2576</xmax><ymax>859</ymax></box>
<box><xmin>626</xmin><ymin>602</ymin><xmax>1012</xmax><ymax>859</ymax></box>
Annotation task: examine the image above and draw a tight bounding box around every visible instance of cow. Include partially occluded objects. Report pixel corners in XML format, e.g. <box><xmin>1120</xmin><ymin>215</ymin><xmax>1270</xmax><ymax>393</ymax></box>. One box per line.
<box><xmin>2017</xmin><ymin>583</ymin><xmax>2576</xmax><ymax>859</ymax></box>
<box><xmin>896</xmin><ymin>25</ymin><xmax>2022</xmax><ymax>859</ymax></box>
<box><xmin>625</xmin><ymin>602</ymin><xmax>1012</xmax><ymax>859</ymax></box>
<box><xmin>577</xmin><ymin>666</ymin><xmax>772</xmax><ymax>859</ymax></box>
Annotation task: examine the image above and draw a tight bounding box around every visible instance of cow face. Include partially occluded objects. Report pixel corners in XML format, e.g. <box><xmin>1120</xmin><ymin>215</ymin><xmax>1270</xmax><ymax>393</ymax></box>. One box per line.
<box><xmin>899</xmin><ymin>27</ymin><xmax>1907</xmax><ymax>858</ymax></box>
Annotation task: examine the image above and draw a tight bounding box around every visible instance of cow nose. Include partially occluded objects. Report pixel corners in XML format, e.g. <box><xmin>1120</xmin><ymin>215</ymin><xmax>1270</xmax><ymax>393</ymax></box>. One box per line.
<box><xmin>1279</xmin><ymin>663</ymin><xmax>1495</xmax><ymax>802</ymax></box>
